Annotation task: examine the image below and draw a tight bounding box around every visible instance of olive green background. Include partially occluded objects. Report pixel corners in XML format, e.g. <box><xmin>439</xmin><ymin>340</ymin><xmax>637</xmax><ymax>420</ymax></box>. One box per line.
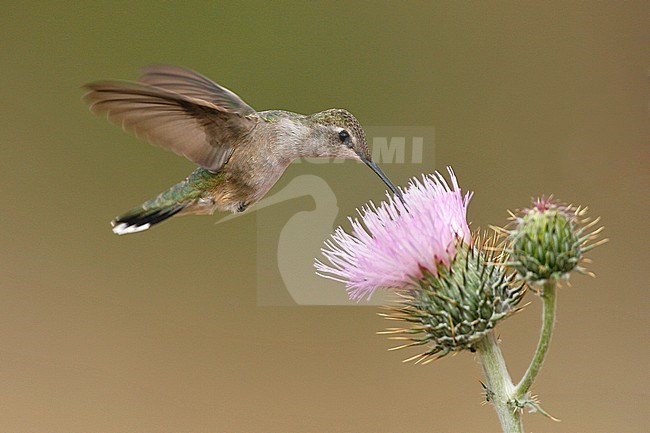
<box><xmin>1</xmin><ymin>2</ymin><xmax>648</xmax><ymax>432</ymax></box>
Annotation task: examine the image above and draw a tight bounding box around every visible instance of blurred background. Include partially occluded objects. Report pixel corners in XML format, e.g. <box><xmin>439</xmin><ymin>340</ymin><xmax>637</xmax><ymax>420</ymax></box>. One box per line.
<box><xmin>1</xmin><ymin>2</ymin><xmax>648</xmax><ymax>432</ymax></box>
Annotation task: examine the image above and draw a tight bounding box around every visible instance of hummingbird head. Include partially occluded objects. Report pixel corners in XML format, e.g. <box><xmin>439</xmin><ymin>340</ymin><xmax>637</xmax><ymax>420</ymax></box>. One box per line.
<box><xmin>308</xmin><ymin>109</ymin><xmax>402</xmax><ymax>199</ymax></box>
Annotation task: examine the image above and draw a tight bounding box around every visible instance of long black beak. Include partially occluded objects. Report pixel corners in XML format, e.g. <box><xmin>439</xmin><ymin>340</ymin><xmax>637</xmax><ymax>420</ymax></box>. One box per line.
<box><xmin>359</xmin><ymin>154</ymin><xmax>403</xmax><ymax>200</ymax></box>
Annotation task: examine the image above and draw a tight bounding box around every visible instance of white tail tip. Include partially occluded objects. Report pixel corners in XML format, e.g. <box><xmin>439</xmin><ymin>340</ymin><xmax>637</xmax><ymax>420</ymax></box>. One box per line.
<box><xmin>112</xmin><ymin>222</ymin><xmax>151</xmax><ymax>235</ymax></box>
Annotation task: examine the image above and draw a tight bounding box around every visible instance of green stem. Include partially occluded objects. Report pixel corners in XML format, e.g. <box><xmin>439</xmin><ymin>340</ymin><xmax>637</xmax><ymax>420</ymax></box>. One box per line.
<box><xmin>476</xmin><ymin>331</ymin><xmax>524</xmax><ymax>433</ymax></box>
<box><xmin>515</xmin><ymin>279</ymin><xmax>557</xmax><ymax>398</ymax></box>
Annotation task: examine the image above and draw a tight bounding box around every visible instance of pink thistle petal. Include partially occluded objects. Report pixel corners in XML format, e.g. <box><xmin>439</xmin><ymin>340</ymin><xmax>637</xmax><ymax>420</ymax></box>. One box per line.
<box><xmin>315</xmin><ymin>167</ymin><xmax>472</xmax><ymax>301</ymax></box>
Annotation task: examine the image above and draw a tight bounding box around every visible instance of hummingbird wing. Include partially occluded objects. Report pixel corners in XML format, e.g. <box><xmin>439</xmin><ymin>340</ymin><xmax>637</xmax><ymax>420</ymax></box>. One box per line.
<box><xmin>83</xmin><ymin>80</ymin><xmax>255</xmax><ymax>172</ymax></box>
<box><xmin>138</xmin><ymin>65</ymin><xmax>257</xmax><ymax>116</ymax></box>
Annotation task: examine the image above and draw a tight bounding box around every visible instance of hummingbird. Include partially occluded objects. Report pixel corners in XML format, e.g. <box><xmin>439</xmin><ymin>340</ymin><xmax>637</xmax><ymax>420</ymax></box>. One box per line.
<box><xmin>83</xmin><ymin>65</ymin><xmax>401</xmax><ymax>235</ymax></box>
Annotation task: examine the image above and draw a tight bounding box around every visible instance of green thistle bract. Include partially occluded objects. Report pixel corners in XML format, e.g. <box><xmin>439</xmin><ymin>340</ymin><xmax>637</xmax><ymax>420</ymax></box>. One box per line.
<box><xmin>380</xmin><ymin>235</ymin><xmax>526</xmax><ymax>364</ymax></box>
<box><xmin>505</xmin><ymin>197</ymin><xmax>604</xmax><ymax>283</ymax></box>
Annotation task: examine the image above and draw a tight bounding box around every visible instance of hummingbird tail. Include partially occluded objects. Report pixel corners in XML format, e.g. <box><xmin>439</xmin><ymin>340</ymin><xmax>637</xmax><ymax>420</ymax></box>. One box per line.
<box><xmin>111</xmin><ymin>202</ymin><xmax>188</xmax><ymax>235</ymax></box>
<box><xmin>110</xmin><ymin>168</ymin><xmax>222</xmax><ymax>235</ymax></box>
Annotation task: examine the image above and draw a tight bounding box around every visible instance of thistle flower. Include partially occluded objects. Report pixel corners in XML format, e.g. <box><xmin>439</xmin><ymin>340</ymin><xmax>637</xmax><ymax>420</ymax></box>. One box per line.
<box><xmin>315</xmin><ymin>168</ymin><xmax>472</xmax><ymax>301</ymax></box>
<box><xmin>380</xmin><ymin>234</ymin><xmax>526</xmax><ymax>362</ymax></box>
<box><xmin>315</xmin><ymin>168</ymin><xmax>525</xmax><ymax>361</ymax></box>
<box><xmin>502</xmin><ymin>196</ymin><xmax>605</xmax><ymax>284</ymax></box>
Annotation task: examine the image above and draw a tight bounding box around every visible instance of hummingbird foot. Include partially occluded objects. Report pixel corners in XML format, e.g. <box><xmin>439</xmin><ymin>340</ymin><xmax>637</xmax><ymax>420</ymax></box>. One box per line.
<box><xmin>236</xmin><ymin>201</ymin><xmax>249</xmax><ymax>213</ymax></box>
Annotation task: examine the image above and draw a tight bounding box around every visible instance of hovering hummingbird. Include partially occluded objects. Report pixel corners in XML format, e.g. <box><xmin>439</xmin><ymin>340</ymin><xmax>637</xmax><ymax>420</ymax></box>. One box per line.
<box><xmin>83</xmin><ymin>65</ymin><xmax>401</xmax><ymax>235</ymax></box>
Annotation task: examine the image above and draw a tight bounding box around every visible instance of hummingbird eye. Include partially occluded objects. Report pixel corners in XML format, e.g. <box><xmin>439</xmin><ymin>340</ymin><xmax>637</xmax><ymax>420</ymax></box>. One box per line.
<box><xmin>338</xmin><ymin>129</ymin><xmax>350</xmax><ymax>142</ymax></box>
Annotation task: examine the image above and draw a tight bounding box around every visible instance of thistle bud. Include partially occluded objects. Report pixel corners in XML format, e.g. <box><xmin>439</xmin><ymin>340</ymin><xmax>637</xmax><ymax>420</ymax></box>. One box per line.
<box><xmin>505</xmin><ymin>197</ymin><xmax>604</xmax><ymax>283</ymax></box>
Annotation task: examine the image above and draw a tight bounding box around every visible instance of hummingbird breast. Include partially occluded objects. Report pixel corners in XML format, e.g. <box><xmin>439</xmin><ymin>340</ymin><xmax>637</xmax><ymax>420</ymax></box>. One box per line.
<box><xmin>197</xmin><ymin>121</ymin><xmax>295</xmax><ymax>214</ymax></box>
